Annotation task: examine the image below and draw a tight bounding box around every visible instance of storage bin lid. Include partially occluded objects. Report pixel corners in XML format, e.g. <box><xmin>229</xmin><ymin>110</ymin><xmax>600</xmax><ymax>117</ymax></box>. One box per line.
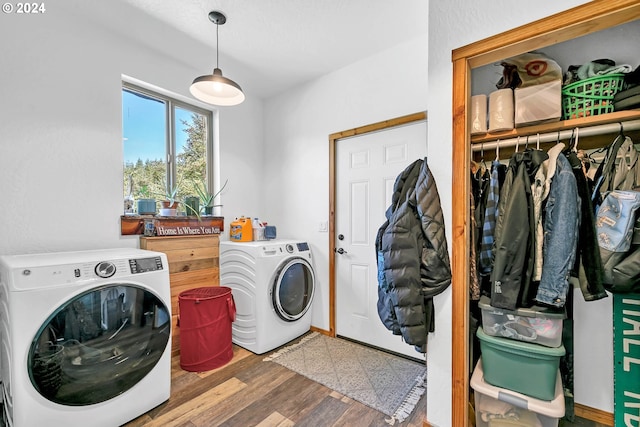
<box><xmin>479</xmin><ymin>296</ymin><xmax>566</xmax><ymax>319</ymax></box>
<box><xmin>471</xmin><ymin>360</ymin><xmax>565</xmax><ymax>418</ymax></box>
<box><xmin>179</xmin><ymin>286</ymin><xmax>232</xmax><ymax>301</ymax></box>
<box><xmin>477</xmin><ymin>327</ymin><xmax>566</xmax><ymax>357</ymax></box>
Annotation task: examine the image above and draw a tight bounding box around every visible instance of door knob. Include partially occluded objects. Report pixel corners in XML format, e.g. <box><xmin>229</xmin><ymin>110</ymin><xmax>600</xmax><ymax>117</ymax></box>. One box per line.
<box><xmin>335</xmin><ymin>248</ymin><xmax>347</xmax><ymax>255</ymax></box>
<box><xmin>338</xmin><ymin>234</ymin><xmax>344</xmax><ymax>240</ymax></box>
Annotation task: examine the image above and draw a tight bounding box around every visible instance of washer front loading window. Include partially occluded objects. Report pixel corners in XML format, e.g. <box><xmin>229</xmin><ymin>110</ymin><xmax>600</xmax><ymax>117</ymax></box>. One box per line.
<box><xmin>29</xmin><ymin>283</ymin><xmax>169</xmax><ymax>406</ymax></box>
<box><xmin>0</xmin><ymin>248</ymin><xmax>172</xmax><ymax>427</ymax></box>
<box><xmin>272</xmin><ymin>256</ymin><xmax>314</xmax><ymax>322</ymax></box>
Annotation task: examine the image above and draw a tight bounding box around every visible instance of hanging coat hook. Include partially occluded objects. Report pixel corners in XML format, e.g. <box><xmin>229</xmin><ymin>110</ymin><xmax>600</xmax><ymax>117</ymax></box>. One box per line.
<box><xmin>515</xmin><ymin>136</ymin><xmax>520</xmax><ymax>153</ymax></box>
<box><xmin>495</xmin><ymin>139</ymin><xmax>500</xmax><ymax>161</ymax></box>
<box><xmin>619</xmin><ymin>122</ymin><xmax>625</xmax><ymax>136</ymax></box>
<box><xmin>525</xmin><ymin>135</ymin><xmax>530</xmax><ymax>150</ymax></box>
<box><xmin>556</xmin><ymin>130</ymin><xmax>561</xmax><ymax>144</ymax></box>
<box><xmin>536</xmin><ymin>133</ymin><xmax>541</xmax><ymax>150</ymax></box>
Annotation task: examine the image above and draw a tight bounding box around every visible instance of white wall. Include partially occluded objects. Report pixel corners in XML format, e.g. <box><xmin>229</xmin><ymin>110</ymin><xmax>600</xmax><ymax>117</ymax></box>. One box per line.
<box><xmin>1</xmin><ymin>2</ymin><xmax>616</xmax><ymax>425</ymax></box>
<box><xmin>263</xmin><ymin>35</ymin><xmax>428</xmax><ymax>332</ymax></box>
<box><xmin>0</xmin><ymin>4</ymin><xmax>263</xmax><ymax>256</ymax></box>
<box><xmin>427</xmin><ymin>1</ymin><xmax>608</xmax><ymax>426</ymax></box>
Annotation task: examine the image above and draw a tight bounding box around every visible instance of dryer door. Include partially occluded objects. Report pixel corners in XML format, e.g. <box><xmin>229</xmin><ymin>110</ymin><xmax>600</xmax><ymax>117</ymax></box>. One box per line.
<box><xmin>272</xmin><ymin>258</ymin><xmax>315</xmax><ymax>321</ymax></box>
<box><xmin>28</xmin><ymin>283</ymin><xmax>170</xmax><ymax>406</ymax></box>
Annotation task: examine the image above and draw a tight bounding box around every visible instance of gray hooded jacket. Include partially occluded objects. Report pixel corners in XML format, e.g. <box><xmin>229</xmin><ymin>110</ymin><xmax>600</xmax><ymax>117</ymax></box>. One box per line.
<box><xmin>376</xmin><ymin>158</ymin><xmax>452</xmax><ymax>352</ymax></box>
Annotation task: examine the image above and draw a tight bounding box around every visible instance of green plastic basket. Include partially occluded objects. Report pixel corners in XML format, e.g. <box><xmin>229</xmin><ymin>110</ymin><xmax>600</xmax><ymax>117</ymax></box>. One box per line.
<box><xmin>562</xmin><ymin>73</ymin><xmax>625</xmax><ymax>120</ymax></box>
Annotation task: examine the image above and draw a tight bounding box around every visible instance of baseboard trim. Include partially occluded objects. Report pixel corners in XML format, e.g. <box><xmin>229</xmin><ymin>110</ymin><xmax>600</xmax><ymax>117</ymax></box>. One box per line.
<box><xmin>575</xmin><ymin>403</ymin><xmax>613</xmax><ymax>426</ymax></box>
<box><xmin>310</xmin><ymin>326</ymin><xmax>332</xmax><ymax>336</ymax></box>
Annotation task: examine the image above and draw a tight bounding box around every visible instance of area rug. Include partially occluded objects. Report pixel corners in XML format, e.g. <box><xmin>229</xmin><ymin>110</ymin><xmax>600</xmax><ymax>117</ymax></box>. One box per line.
<box><xmin>263</xmin><ymin>332</ymin><xmax>426</xmax><ymax>424</ymax></box>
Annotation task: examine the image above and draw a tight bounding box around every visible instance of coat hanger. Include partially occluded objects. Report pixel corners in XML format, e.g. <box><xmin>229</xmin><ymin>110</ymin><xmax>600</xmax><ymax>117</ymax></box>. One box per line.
<box><xmin>566</xmin><ymin>128</ymin><xmax>576</xmax><ymax>152</ymax></box>
<box><xmin>480</xmin><ymin>141</ymin><xmax>488</xmax><ymax>171</ymax></box>
<box><xmin>536</xmin><ymin>133</ymin><xmax>540</xmax><ymax>151</ymax></box>
<box><xmin>495</xmin><ymin>139</ymin><xmax>500</xmax><ymax>161</ymax></box>
<box><xmin>525</xmin><ymin>135</ymin><xmax>530</xmax><ymax>150</ymax></box>
<box><xmin>572</xmin><ymin>127</ymin><xmax>580</xmax><ymax>152</ymax></box>
<box><xmin>515</xmin><ymin>136</ymin><xmax>520</xmax><ymax>153</ymax></box>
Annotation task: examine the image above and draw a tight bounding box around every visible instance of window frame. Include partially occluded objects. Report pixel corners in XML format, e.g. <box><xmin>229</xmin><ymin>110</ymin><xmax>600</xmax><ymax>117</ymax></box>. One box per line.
<box><xmin>122</xmin><ymin>82</ymin><xmax>216</xmax><ymax>202</ymax></box>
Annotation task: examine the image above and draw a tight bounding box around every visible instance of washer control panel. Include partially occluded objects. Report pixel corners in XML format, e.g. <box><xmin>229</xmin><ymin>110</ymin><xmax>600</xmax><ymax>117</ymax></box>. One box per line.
<box><xmin>129</xmin><ymin>256</ymin><xmax>164</xmax><ymax>274</ymax></box>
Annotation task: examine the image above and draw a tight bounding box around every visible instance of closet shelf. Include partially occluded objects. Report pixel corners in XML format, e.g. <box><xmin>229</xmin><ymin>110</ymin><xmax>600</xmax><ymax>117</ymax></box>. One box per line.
<box><xmin>471</xmin><ymin>110</ymin><xmax>640</xmax><ymax>146</ymax></box>
<box><xmin>470</xmin><ymin>110</ymin><xmax>640</xmax><ymax>159</ymax></box>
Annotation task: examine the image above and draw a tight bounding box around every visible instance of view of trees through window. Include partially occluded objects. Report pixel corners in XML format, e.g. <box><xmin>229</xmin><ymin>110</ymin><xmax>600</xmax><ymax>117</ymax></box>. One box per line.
<box><xmin>122</xmin><ymin>85</ymin><xmax>212</xmax><ymax>214</ymax></box>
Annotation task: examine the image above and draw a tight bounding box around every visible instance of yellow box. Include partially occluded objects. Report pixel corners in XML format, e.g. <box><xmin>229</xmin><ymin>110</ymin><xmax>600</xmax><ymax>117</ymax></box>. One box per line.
<box><xmin>229</xmin><ymin>217</ymin><xmax>253</xmax><ymax>242</ymax></box>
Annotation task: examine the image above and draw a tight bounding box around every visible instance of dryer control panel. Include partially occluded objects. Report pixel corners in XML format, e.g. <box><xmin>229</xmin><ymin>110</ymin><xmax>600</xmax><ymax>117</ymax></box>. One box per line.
<box><xmin>285</xmin><ymin>242</ymin><xmax>310</xmax><ymax>253</ymax></box>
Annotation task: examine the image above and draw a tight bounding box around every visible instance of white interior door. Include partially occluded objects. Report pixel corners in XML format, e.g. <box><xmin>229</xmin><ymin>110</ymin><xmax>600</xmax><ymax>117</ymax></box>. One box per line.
<box><xmin>335</xmin><ymin>120</ymin><xmax>427</xmax><ymax>360</ymax></box>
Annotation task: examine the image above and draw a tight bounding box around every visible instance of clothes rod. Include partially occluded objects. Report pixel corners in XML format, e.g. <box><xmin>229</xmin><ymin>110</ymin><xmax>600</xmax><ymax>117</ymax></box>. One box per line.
<box><xmin>470</xmin><ymin>119</ymin><xmax>640</xmax><ymax>152</ymax></box>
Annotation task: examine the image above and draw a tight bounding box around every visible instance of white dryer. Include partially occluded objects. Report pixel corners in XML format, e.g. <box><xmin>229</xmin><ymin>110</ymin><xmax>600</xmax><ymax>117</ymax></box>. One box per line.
<box><xmin>0</xmin><ymin>248</ymin><xmax>171</xmax><ymax>427</ymax></box>
<box><xmin>220</xmin><ymin>240</ymin><xmax>315</xmax><ymax>354</ymax></box>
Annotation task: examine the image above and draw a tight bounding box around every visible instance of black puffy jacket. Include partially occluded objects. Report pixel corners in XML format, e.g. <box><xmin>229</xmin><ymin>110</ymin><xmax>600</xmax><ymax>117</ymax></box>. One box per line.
<box><xmin>376</xmin><ymin>158</ymin><xmax>452</xmax><ymax>352</ymax></box>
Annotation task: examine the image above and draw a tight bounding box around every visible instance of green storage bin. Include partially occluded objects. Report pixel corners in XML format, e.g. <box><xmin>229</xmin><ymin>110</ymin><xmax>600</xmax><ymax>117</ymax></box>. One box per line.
<box><xmin>477</xmin><ymin>328</ymin><xmax>565</xmax><ymax>401</ymax></box>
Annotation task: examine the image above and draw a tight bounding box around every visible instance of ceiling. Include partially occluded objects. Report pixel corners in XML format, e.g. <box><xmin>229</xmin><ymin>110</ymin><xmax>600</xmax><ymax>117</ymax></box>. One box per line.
<box><xmin>65</xmin><ymin>0</ymin><xmax>428</xmax><ymax>99</ymax></box>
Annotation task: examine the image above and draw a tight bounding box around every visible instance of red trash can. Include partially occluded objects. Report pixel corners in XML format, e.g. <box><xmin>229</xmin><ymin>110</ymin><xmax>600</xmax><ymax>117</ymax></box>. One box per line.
<box><xmin>178</xmin><ymin>286</ymin><xmax>236</xmax><ymax>372</ymax></box>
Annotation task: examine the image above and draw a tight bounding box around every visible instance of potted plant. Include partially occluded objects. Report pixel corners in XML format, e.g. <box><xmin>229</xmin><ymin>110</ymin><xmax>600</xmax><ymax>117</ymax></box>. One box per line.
<box><xmin>157</xmin><ymin>180</ymin><xmax>180</xmax><ymax>216</ymax></box>
<box><xmin>184</xmin><ymin>196</ymin><xmax>200</xmax><ymax>217</ymax></box>
<box><xmin>136</xmin><ymin>185</ymin><xmax>156</xmax><ymax>215</ymax></box>
<box><xmin>194</xmin><ymin>179</ymin><xmax>228</xmax><ymax>216</ymax></box>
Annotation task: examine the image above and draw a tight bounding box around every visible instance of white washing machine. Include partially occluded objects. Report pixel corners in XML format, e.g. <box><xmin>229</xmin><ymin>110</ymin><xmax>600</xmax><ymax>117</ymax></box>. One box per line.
<box><xmin>220</xmin><ymin>240</ymin><xmax>315</xmax><ymax>354</ymax></box>
<box><xmin>0</xmin><ymin>248</ymin><xmax>171</xmax><ymax>427</ymax></box>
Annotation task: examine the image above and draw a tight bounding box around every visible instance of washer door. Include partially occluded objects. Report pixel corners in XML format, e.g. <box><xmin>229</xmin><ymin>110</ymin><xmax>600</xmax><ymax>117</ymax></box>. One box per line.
<box><xmin>28</xmin><ymin>283</ymin><xmax>170</xmax><ymax>406</ymax></box>
<box><xmin>272</xmin><ymin>257</ymin><xmax>315</xmax><ymax>321</ymax></box>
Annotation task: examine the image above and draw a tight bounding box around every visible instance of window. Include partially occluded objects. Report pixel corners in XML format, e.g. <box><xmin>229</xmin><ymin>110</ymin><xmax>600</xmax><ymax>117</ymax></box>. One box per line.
<box><xmin>122</xmin><ymin>83</ymin><xmax>214</xmax><ymax>214</ymax></box>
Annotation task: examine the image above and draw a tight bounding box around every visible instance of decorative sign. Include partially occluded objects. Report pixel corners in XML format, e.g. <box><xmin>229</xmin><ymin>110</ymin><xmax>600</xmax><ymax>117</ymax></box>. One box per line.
<box><xmin>155</xmin><ymin>222</ymin><xmax>220</xmax><ymax>236</ymax></box>
<box><xmin>614</xmin><ymin>293</ymin><xmax>640</xmax><ymax>427</ymax></box>
<box><xmin>120</xmin><ymin>216</ymin><xmax>223</xmax><ymax>236</ymax></box>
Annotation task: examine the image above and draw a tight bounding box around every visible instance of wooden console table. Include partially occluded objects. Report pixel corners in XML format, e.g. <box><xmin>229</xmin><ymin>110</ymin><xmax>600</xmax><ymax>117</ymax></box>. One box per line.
<box><xmin>140</xmin><ymin>234</ymin><xmax>221</xmax><ymax>357</ymax></box>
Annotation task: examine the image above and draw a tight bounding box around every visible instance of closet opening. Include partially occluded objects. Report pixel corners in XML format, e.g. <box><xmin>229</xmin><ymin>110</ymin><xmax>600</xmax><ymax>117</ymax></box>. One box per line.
<box><xmin>450</xmin><ymin>2</ymin><xmax>640</xmax><ymax>426</ymax></box>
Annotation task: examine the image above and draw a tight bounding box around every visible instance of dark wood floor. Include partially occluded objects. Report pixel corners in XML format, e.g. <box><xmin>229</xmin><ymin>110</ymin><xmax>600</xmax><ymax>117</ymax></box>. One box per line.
<box><xmin>123</xmin><ymin>336</ymin><xmax>426</xmax><ymax>427</ymax></box>
<box><xmin>121</xmin><ymin>334</ymin><xmax>608</xmax><ymax>427</ymax></box>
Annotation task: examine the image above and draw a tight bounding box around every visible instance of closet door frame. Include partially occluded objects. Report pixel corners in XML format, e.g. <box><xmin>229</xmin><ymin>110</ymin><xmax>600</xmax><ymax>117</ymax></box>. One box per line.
<box><xmin>450</xmin><ymin>2</ymin><xmax>640</xmax><ymax>426</ymax></box>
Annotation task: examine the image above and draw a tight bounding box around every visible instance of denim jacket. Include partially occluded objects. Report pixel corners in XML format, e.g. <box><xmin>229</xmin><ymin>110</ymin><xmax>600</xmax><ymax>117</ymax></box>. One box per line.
<box><xmin>535</xmin><ymin>153</ymin><xmax>580</xmax><ymax>307</ymax></box>
<box><xmin>531</xmin><ymin>143</ymin><xmax>564</xmax><ymax>282</ymax></box>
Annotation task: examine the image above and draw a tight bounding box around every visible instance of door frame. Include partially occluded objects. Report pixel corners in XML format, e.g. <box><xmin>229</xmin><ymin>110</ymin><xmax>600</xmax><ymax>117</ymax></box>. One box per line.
<box><xmin>328</xmin><ymin>111</ymin><xmax>427</xmax><ymax>337</ymax></box>
<box><xmin>451</xmin><ymin>2</ymin><xmax>640</xmax><ymax>426</ymax></box>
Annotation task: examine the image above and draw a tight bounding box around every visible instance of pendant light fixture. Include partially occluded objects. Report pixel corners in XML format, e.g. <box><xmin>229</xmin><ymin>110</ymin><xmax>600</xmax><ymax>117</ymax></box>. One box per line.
<box><xmin>190</xmin><ymin>11</ymin><xmax>245</xmax><ymax>106</ymax></box>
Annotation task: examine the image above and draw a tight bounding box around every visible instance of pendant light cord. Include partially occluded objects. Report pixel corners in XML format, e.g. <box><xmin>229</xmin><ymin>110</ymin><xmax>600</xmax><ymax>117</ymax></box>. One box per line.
<box><xmin>216</xmin><ymin>22</ymin><xmax>220</xmax><ymax>69</ymax></box>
